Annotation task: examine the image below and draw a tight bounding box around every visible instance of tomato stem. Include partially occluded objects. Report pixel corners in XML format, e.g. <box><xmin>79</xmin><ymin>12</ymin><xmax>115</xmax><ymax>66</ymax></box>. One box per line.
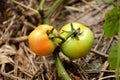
<box><xmin>38</xmin><ymin>0</ymin><xmax>46</xmax><ymax>13</ymax></box>
<box><xmin>47</xmin><ymin>28</ymin><xmax>66</xmax><ymax>42</ymax></box>
<box><xmin>38</xmin><ymin>0</ymin><xmax>46</xmax><ymax>24</ymax></box>
<box><xmin>53</xmin><ymin>46</ymin><xmax>72</xmax><ymax>80</ymax></box>
<box><xmin>38</xmin><ymin>0</ymin><xmax>64</xmax><ymax>24</ymax></box>
<box><xmin>44</xmin><ymin>0</ymin><xmax>64</xmax><ymax>24</ymax></box>
<box><xmin>47</xmin><ymin>23</ymin><xmax>81</xmax><ymax>45</ymax></box>
<box><xmin>64</xmin><ymin>23</ymin><xmax>81</xmax><ymax>40</ymax></box>
<box><xmin>55</xmin><ymin>34</ymin><xmax>66</xmax><ymax>42</ymax></box>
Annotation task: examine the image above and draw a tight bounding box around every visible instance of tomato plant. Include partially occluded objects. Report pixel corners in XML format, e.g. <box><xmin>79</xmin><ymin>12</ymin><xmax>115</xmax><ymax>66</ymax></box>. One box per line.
<box><xmin>60</xmin><ymin>22</ymin><xmax>94</xmax><ymax>59</ymax></box>
<box><xmin>28</xmin><ymin>24</ymin><xmax>57</xmax><ymax>56</ymax></box>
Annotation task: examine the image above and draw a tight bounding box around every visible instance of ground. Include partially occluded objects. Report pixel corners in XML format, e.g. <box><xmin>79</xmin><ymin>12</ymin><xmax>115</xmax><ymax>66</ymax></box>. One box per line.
<box><xmin>0</xmin><ymin>0</ymin><xmax>118</xmax><ymax>80</ymax></box>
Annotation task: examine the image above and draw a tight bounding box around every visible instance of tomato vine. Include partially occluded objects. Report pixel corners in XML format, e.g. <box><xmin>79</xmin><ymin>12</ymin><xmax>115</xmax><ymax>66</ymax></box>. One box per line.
<box><xmin>29</xmin><ymin>0</ymin><xmax>94</xmax><ymax>80</ymax></box>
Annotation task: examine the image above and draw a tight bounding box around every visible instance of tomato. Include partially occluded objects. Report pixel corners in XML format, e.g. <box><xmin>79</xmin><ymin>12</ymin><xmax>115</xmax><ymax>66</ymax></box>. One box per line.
<box><xmin>28</xmin><ymin>24</ymin><xmax>57</xmax><ymax>56</ymax></box>
<box><xmin>60</xmin><ymin>22</ymin><xmax>94</xmax><ymax>59</ymax></box>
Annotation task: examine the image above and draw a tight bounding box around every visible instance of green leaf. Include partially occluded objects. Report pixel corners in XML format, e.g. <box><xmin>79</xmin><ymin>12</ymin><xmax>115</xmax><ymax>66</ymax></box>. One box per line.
<box><xmin>106</xmin><ymin>0</ymin><xmax>114</xmax><ymax>3</ymax></box>
<box><xmin>116</xmin><ymin>37</ymin><xmax>120</xmax><ymax>79</ymax></box>
<box><xmin>103</xmin><ymin>8</ymin><xmax>120</xmax><ymax>38</ymax></box>
<box><xmin>108</xmin><ymin>45</ymin><xmax>118</xmax><ymax>69</ymax></box>
<box><xmin>96</xmin><ymin>0</ymin><xmax>102</xmax><ymax>3</ymax></box>
<box><xmin>96</xmin><ymin>0</ymin><xmax>114</xmax><ymax>3</ymax></box>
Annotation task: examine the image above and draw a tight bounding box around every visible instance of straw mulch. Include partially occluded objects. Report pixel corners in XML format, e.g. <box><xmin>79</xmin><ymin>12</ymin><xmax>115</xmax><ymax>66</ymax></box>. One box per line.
<box><xmin>0</xmin><ymin>0</ymin><xmax>117</xmax><ymax>80</ymax></box>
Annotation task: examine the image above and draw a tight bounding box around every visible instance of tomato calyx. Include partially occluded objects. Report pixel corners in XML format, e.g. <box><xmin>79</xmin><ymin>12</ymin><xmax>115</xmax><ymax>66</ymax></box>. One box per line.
<box><xmin>46</xmin><ymin>23</ymin><xmax>83</xmax><ymax>45</ymax></box>
<box><xmin>46</xmin><ymin>27</ymin><xmax>65</xmax><ymax>43</ymax></box>
<box><xmin>47</xmin><ymin>27</ymin><xmax>55</xmax><ymax>39</ymax></box>
<box><xmin>61</xmin><ymin>23</ymin><xmax>82</xmax><ymax>40</ymax></box>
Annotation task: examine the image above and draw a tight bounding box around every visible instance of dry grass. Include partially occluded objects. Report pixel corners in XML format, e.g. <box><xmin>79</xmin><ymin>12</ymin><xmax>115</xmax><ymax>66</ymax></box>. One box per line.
<box><xmin>0</xmin><ymin>0</ymin><xmax>117</xmax><ymax>80</ymax></box>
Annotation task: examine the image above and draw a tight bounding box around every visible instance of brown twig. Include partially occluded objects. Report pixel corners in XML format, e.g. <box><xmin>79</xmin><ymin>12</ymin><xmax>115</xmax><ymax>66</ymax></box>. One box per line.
<box><xmin>98</xmin><ymin>61</ymin><xmax>109</xmax><ymax>79</ymax></box>
<box><xmin>11</xmin><ymin>0</ymin><xmax>39</xmax><ymax>14</ymax></box>
<box><xmin>81</xmin><ymin>0</ymin><xmax>102</xmax><ymax>12</ymax></box>
<box><xmin>10</xmin><ymin>36</ymin><xmax>28</xmax><ymax>42</ymax></box>
<box><xmin>91</xmin><ymin>49</ymin><xmax>108</xmax><ymax>58</ymax></box>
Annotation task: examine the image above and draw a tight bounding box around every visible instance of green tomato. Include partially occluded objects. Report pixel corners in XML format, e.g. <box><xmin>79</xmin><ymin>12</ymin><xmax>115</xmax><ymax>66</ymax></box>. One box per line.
<box><xmin>60</xmin><ymin>22</ymin><xmax>94</xmax><ymax>59</ymax></box>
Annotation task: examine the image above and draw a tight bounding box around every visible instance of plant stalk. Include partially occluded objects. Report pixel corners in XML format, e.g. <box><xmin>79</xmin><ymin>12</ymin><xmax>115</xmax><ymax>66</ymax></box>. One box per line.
<box><xmin>38</xmin><ymin>0</ymin><xmax>46</xmax><ymax>24</ymax></box>
<box><xmin>53</xmin><ymin>47</ymin><xmax>72</xmax><ymax>80</ymax></box>
<box><xmin>115</xmin><ymin>2</ymin><xmax>120</xmax><ymax>80</ymax></box>
<box><xmin>44</xmin><ymin>0</ymin><xmax>64</xmax><ymax>24</ymax></box>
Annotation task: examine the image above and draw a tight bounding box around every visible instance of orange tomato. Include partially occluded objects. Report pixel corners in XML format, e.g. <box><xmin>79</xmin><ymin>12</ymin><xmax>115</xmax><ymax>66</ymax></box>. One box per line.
<box><xmin>28</xmin><ymin>24</ymin><xmax>57</xmax><ymax>56</ymax></box>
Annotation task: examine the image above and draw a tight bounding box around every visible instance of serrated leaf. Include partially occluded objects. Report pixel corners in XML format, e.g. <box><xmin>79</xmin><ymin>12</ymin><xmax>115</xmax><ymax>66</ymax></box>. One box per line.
<box><xmin>108</xmin><ymin>45</ymin><xmax>119</xmax><ymax>69</ymax></box>
<box><xmin>103</xmin><ymin>8</ymin><xmax>120</xmax><ymax>38</ymax></box>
